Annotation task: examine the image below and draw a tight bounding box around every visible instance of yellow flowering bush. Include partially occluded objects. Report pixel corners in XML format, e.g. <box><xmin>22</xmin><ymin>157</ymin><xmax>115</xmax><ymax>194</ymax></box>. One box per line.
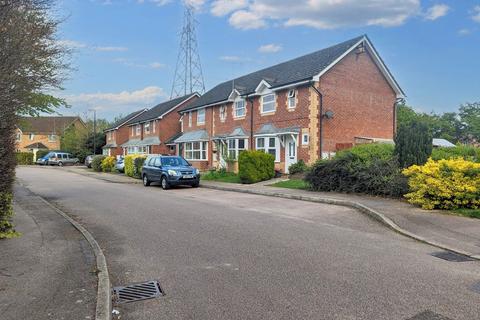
<box><xmin>124</xmin><ymin>154</ymin><xmax>147</xmax><ymax>178</ymax></box>
<box><xmin>101</xmin><ymin>156</ymin><xmax>116</xmax><ymax>172</ymax></box>
<box><xmin>403</xmin><ymin>158</ymin><xmax>480</xmax><ymax>210</ymax></box>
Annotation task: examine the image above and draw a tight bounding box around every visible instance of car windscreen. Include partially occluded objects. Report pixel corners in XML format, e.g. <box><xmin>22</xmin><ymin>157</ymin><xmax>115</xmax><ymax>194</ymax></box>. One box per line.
<box><xmin>161</xmin><ymin>157</ymin><xmax>189</xmax><ymax>167</ymax></box>
<box><xmin>44</xmin><ymin>152</ymin><xmax>55</xmax><ymax>158</ymax></box>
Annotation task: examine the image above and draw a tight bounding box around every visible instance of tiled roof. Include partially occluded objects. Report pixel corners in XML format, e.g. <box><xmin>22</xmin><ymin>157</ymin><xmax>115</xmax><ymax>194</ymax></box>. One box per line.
<box><xmin>180</xmin><ymin>36</ymin><xmax>369</xmax><ymax>113</ymax></box>
<box><xmin>174</xmin><ymin>130</ymin><xmax>209</xmax><ymax>143</ymax></box>
<box><xmin>105</xmin><ymin>109</ymin><xmax>148</xmax><ymax>131</ymax></box>
<box><xmin>18</xmin><ymin>116</ymin><xmax>84</xmax><ymax>134</ymax></box>
<box><xmin>127</xmin><ymin>93</ymin><xmax>198</xmax><ymax>125</ymax></box>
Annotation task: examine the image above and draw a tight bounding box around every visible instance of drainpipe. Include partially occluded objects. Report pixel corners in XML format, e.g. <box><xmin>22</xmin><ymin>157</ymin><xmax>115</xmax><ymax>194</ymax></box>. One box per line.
<box><xmin>248</xmin><ymin>96</ymin><xmax>254</xmax><ymax>150</ymax></box>
<box><xmin>310</xmin><ymin>82</ymin><xmax>323</xmax><ymax>160</ymax></box>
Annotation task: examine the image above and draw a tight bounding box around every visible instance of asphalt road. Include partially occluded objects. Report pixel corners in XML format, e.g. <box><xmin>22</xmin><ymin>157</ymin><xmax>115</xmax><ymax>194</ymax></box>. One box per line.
<box><xmin>16</xmin><ymin>166</ymin><xmax>480</xmax><ymax>320</ymax></box>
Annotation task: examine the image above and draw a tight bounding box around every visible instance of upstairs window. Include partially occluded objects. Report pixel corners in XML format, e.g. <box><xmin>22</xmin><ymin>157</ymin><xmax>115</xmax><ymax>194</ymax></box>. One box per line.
<box><xmin>288</xmin><ymin>90</ymin><xmax>296</xmax><ymax>109</ymax></box>
<box><xmin>16</xmin><ymin>132</ymin><xmax>22</xmax><ymax>142</ymax></box>
<box><xmin>48</xmin><ymin>134</ymin><xmax>57</xmax><ymax>142</ymax></box>
<box><xmin>144</xmin><ymin>122</ymin><xmax>150</xmax><ymax>134</ymax></box>
<box><xmin>197</xmin><ymin>108</ymin><xmax>206</xmax><ymax>125</ymax></box>
<box><xmin>136</xmin><ymin>125</ymin><xmax>141</xmax><ymax>136</ymax></box>
<box><xmin>219</xmin><ymin>105</ymin><xmax>227</xmax><ymax>122</ymax></box>
<box><xmin>188</xmin><ymin>112</ymin><xmax>192</xmax><ymax>127</ymax></box>
<box><xmin>261</xmin><ymin>94</ymin><xmax>275</xmax><ymax>113</ymax></box>
<box><xmin>234</xmin><ymin>99</ymin><xmax>245</xmax><ymax>118</ymax></box>
<box><xmin>29</xmin><ymin>133</ymin><xmax>35</xmax><ymax>140</ymax></box>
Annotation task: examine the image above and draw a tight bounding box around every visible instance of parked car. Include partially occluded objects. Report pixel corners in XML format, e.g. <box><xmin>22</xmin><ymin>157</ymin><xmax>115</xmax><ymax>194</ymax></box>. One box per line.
<box><xmin>84</xmin><ymin>155</ymin><xmax>94</xmax><ymax>168</ymax></box>
<box><xmin>36</xmin><ymin>152</ymin><xmax>79</xmax><ymax>166</ymax></box>
<box><xmin>141</xmin><ymin>155</ymin><xmax>200</xmax><ymax>189</ymax></box>
<box><xmin>115</xmin><ymin>157</ymin><xmax>125</xmax><ymax>173</ymax></box>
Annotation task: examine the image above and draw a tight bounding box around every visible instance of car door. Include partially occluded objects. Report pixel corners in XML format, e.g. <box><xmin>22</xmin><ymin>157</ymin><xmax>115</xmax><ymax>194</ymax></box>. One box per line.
<box><xmin>151</xmin><ymin>157</ymin><xmax>162</xmax><ymax>182</ymax></box>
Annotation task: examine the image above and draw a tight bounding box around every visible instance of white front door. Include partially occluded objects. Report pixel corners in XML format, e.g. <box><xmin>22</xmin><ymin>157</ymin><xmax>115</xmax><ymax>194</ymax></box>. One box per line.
<box><xmin>285</xmin><ymin>135</ymin><xmax>297</xmax><ymax>173</ymax></box>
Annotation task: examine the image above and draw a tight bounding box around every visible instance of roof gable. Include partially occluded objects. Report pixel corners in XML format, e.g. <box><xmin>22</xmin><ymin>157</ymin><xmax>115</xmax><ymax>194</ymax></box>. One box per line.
<box><xmin>180</xmin><ymin>35</ymin><xmax>403</xmax><ymax>113</ymax></box>
<box><xmin>105</xmin><ymin>109</ymin><xmax>148</xmax><ymax>132</ymax></box>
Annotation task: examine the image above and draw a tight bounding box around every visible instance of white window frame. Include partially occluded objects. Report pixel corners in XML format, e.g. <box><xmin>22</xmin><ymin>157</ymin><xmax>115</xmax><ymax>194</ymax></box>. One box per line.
<box><xmin>197</xmin><ymin>108</ymin><xmax>206</xmax><ymax>125</ymax></box>
<box><xmin>261</xmin><ymin>93</ymin><xmax>276</xmax><ymax>114</ymax></box>
<box><xmin>29</xmin><ymin>133</ymin><xmax>35</xmax><ymax>140</ymax></box>
<box><xmin>227</xmin><ymin>138</ymin><xmax>247</xmax><ymax>160</ymax></box>
<box><xmin>188</xmin><ymin>111</ymin><xmax>192</xmax><ymax>127</ymax></box>
<box><xmin>136</xmin><ymin>124</ymin><xmax>141</xmax><ymax>136</ymax></box>
<box><xmin>16</xmin><ymin>132</ymin><xmax>22</xmax><ymax>142</ymax></box>
<box><xmin>234</xmin><ymin>99</ymin><xmax>246</xmax><ymax>118</ymax></box>
<box><xmin>255</xmin><ymin>136</ymin><xmax>280</xmax><ymax>162</ymax></box>
<box><xmin>288</xmin><ymin>90</ymin><xmax>296</xmax><ymax>109</ymax></box>
<box><xmin>219</xmin><ymin>105</ymin><xmax>227</xmax><ymax>122</ymax></box>
<box><xmin>48</xmin><ymin>134</ymin><xmax>57</xmax><ymax>142</ymax></box>
<box><xmin>144</xmin><ymin>122</ymin><xmax>150</xmax><ymax>134</ymax></box>
<box><xmin>184</xmin><ymin>141</ymin><xmax>208</xmax><ymax>161</ymax></box>
<box><xmin>302</xmin><ymin>133</ymin><xmax>309</xmax><ymax>146</ymax></box>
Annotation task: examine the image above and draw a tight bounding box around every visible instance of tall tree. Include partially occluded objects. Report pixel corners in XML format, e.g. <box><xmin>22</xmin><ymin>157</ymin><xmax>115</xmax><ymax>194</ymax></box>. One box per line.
<box><xmin>459</xmin><ymin>102</ymin><xmax>480</xmax><ymax>144</ymax></box>
<box><xmin>394</xmin><ymin>120</ymin><xmax>433</xmax><ymax>168</ymax></box>
<box><xmin>0</xmin><ymin>0</ymin><xmax>69</xmax><ymax>237</ymax></box>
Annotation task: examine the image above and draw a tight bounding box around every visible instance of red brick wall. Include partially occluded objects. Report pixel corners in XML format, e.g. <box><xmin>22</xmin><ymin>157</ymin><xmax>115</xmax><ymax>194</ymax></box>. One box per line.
<box><xmin>318</xmin><ymin>49</ymin><xmax>396</xmax><ymax>153</ymax></box>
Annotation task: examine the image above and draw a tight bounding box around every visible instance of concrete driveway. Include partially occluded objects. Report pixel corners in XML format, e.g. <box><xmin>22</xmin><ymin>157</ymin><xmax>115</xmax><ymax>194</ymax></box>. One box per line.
<box><xmin>15</xmin><ymin>166</ymin><xmax>480</xmax><ymax>320</ymax></box>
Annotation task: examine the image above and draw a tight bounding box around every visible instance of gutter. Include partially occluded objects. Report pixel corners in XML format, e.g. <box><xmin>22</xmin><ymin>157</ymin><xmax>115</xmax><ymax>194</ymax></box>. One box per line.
<box><xmin>309</xmin><ymin>81</ymin><xmax>324</xmax><ymax>160</ymax></box>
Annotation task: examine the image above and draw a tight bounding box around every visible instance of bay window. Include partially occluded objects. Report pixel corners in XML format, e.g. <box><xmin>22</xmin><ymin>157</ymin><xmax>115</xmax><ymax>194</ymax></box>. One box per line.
<box><xmin>256</xmin><ymin>137</ymin><xmax>279</xmax><ymax>161</ymax></box>
<box><xmin>184</xmin><ymin>141</ymin><xmax>208</xmax><ymax>160</ymax></box>
<box><xmin>227</xmin><ymin>138</ymin><xmax>247</xmax><ymax>160</ymax></box>
<box><xmin>261</xmin><ymin>94</ymin><xmax>275</xmax><ymax>113</ymax></box>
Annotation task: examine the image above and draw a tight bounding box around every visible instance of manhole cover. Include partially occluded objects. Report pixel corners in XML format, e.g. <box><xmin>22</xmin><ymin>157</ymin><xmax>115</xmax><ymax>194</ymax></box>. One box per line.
<box><xmin>431</xmin><ymin>251</ymin><xmax>475</xmax><ymax>262</ymax></box>
<box><xmin>407</xmin><ymin>310</ymin><xmax>453</xmax><ymax>320</ymax></box>
<box><xmin>113</xmin><ymin>280</ymin><xmax>164</xmax><ymax>304</ymax></box>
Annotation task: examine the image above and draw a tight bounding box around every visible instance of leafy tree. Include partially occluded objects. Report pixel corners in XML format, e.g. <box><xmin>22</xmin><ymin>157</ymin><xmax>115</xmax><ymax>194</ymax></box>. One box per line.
<box><xmin>394</xmin><ymin>120</ymin><xmax>433</xmax><ymax>168</ymax></box>
<box><xmin>459</xmin><ymin>102</ymin><xmax>480</xmax><ymax>144</ymax></box>
<box><xmin>0</xmin><ymin>0</ymin><xmax>69</xmax><ymax>237</ymax></box>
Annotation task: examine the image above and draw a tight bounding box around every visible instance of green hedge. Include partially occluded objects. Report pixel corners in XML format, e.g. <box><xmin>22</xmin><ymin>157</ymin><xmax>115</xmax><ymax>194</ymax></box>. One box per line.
<box><xmin>91</xmin><ymin>155</ymin><xmax>106</xmax><ymax>172</ymax></box>
<box><xmin>335</xmin><ymin>143</ymin><xmax>395</xmax><ymax>163</ymax></box>
<box><xmin>305</xmin><ymin>153</ymin><xmax>408</xmax><ymax>197</ymax></box>
<box><xmin>288</xmin><ymin>159</ymin><xmax>307</xmax><ymax>175</ymax></box>
<box><xmin>238</xmin><ymin>150</ymin><xmax>274</xmax><ymax>184</ymax></box>
<box><xmin>124</xmin><ymin>155</ymin><xmax>147</xmax><ymax>178</ymax></box>
<box><xmin>15</xmin><ymin>152</ymin><xmax>34</xmax><ymax>165</ymax></box>
<box><xmin>431</xmin><ymin>146</ymin><xmax>480</xmax><ymax>163</ymax></box>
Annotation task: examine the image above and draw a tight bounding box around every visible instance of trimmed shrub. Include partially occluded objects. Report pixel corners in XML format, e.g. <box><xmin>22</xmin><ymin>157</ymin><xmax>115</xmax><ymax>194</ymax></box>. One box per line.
<box><xmin>335</xmin><ymin>143</ymin><xmax>395</xmax><ymax>163</ymax></box>
<box><xmin>394</xmin><ymin>120</ymin><xmax>432</xmax><ymax>168</ymax></box>
<box><xmin>101</xmin><ymin>156</ymin><xmax>116</xmax><ymax>172</ymax></box>
<box><xmin>403</xmin><ymin>158</ymin><xmax>480</xmax><ymax>210</ymax></box>
<box><xmin>91</xmin><ymin>155</ymin><xmax>106</xmax><ymax>172</ymax></box>
<box><xmin>305</xmin><ymin>153</ymin><xmax>408</xmax><ymax>197</ymax></box>
<box><xmin>288</xmin><ymin>160</ymin><xmax>308</xmax><ymax>175</ymax></box>
<box><xmin>431</xmin><ymin>146</ymin><xmax>480</xmax><ymax>163</ymax></box>
<box><xmin>124</xmin><ymin>154</ymin><xmax>147</xmax><ymax>178</ymax></box>
<box><xmin>238</xmin><ymin>150</ymin><xmax>275</xmax><ymax>184</ymax></box>
<box><xmin>0</xmin><ymin>192</ymin><xmax>19</xmax><ymax>239</ymax></box>
<box><xmin>15</xmin><ymin>152</ymin><xmax>34</xmax><ymax>165</ymax></box>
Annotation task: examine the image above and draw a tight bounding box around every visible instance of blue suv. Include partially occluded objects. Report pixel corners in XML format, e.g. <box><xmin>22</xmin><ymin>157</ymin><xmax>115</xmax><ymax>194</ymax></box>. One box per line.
<box><xmin>141</xmin><ymin>155</ymin><xmax>200</xmax><ymax>189</ymax></box>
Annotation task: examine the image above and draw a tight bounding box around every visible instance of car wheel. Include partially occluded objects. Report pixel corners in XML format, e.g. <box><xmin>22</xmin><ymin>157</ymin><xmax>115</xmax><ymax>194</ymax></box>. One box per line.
<box><xmin>58</xmin><ymin>161</ymin><xmax>63</xmax><ymax>167</ymax></box>
<box><xmin>160</xmin><ymin>176</ymin><xmax>170</xmax><ymax>190</ymax></box>
<box><xmin>143</xmin><ymin>174</ymin><xmax>151</xmax><ymax>187</ymax></box>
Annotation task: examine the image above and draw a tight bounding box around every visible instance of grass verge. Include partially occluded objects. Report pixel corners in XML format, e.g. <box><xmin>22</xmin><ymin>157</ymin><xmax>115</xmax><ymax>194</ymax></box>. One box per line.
<box><xmin>452</xmin><ymin>209</ymin><xmax>480</xmax><ymax>219</ymax></box>
<box><xmin>268</xmin><ymin>179</ymin><xmax>309</xmax><ymax>190</ymax></box>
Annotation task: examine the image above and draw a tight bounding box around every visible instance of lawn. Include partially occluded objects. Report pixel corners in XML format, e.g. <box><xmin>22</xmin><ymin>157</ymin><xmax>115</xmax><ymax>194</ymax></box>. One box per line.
<box><xmin>201</xmin><ymin>171</ymin><xmax>242</xmax><ymax>183</ymax></box>
<box><xmin>268</xmin><ymin>179</ymin><xmax>309</xmax><ymax>190</ymax></box>
<box><xmin>452</xmin><ymin>209</ymin><xmax>480</xmax><ymax>219</ymax></box>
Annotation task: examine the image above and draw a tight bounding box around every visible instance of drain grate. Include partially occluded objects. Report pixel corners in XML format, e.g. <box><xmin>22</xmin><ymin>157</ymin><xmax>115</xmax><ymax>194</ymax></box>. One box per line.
<box><xmin>113</xmin><ymin>280</ymin><xmax>164</xmax><ymax>304</ymax></box>
<box><xmin>430</xmin><ymin>251</ymin><xmax>475</xmax><ymax>262</ymax></box>
<box><xmin>407</xmin><ymin>310</ymin><xmax>453</xmax><ymax>320</ymax></box>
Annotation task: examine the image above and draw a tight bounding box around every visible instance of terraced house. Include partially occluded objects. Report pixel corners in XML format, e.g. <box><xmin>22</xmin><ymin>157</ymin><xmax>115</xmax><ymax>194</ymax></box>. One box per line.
<box><xmin>103</xmin><ymin>109</ymin><xmax>148</xmax><ymax>157</ymax></box>
<box><xmin>121</xmin><ymin>93</ymin><xmax>199</xmax><ymax>156</ymax></box>
<box><xmin>174</xmin><ymin>35</ymin><xmax>404</xmax><ymax>173</ymax></box>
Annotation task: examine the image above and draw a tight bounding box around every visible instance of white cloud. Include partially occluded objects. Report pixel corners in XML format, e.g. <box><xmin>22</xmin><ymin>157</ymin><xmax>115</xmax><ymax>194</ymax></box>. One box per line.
<box><xmin>219</xmin><ymin>55</ymin><xmax>243</xmax><ymax>62</ymax></box>
<box><xmin>149</xmin><ymin>62</ymin><xmax>165</xmax><ymax>69</ymax></box>
<box><xmin>113</xmin><ymin>58</ymin><xmax>165</xmax><ymax>69</ymax></box>
<box><xmin>472</xmin><ymin>6</ymin><xmax>480</xmax><ymax>23</ymax></box>
<box><xmin>229</xmin><ymin>10</ymin><xmax>266</xmax><ymax>30</ymax></box>
<box><xmin>57</xmin><ymin>40</ymin><xmax>88</xmax><ymax>49</ymax></box>
<box><xmin>424</xmin><ymin>4</ymin><xmax>449</xmax><ymax>21</ymax></box>
<box><xmin>94</xmin><ymin>46</ymin><xmax>128</xmax><ymax>52</ymax></box>
<box><xmin>214</xmin><ymin>0</ymin><xmax>420</xmax><ymax>30</ymax></box>
<box><xmin>65</xmin><ymin>86</ymin><xmax>166</xmax><ymax>112</ymax></box>
<box><xmin>137</xmin><ymin>0</ymin><xmax>172</xmax><ymax>6</ymax></box>
<box><xmin>258</xmin><ymin>43</ymin><xmax>282</xmax><ymax>53</ymax></box>
<box><xmin>211</xmin><ymin>0</ymin><xmax>247</xmax><ymax>16</ymax></box>
<box><xmin>458</xmin><ymin>28</ymin><xmax>471</xmax><ymax>36</ymax></box>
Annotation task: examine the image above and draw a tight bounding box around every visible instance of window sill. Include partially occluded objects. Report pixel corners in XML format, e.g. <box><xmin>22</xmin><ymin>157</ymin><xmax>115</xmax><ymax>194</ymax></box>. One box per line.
<box><xmin>197</xmin><ymin>122</ymin><xmax>206</xmax><ymax>126</ymax></box>
<box><xmin>260</xmin><ymin>111</ymin><xmax>275</xmax><ymax>116</ymax></box>
<box><xmin>233</xmin><ymin>116</ymin><xmax>246</xmax><ymax>120</ymax></box>
<box><xmin>287</xmin><ymin>107</ymin><xmax>296</xmax><ymax>112</ymax></box>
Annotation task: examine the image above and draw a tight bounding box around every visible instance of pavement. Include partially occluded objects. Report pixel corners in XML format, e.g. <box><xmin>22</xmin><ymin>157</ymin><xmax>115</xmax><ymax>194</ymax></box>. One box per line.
<box><xmin>14</xmin><ymin>166</ymin><xmax>480</xmax><ymax>320</ymax></box>
<box><xmin>0</xmin><ymin>183</ymin><xmax>96</xmax><ymax>320</ymax></box>
<box><xmin>201</xmin><ymin>179</ymin><xmax>480</xmax><ymax>259</ymax></box>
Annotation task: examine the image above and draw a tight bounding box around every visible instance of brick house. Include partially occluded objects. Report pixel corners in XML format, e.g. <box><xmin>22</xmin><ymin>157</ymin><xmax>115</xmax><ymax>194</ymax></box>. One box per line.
<box><xmin>174</xmin><ymin>35</ymin><xmax>404</xmax><ymax>173</ymax></box>
<box><xmin>16</xmin><ymin>116</ymin><xmax>86</xmax><ymax>158</ymax></box>
<box><xmin>103</xmin><ymin>109</ymin><xmax>148</xmax><ymax>157</ymax></box>
<box><xmin>121</xmin><ymin>93</ymin><xmax>199</xmax><ymax>156</ymax></box>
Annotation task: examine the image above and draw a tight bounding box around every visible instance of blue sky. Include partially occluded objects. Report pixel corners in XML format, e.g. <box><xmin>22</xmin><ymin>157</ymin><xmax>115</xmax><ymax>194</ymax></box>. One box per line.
<box><xmin>56</xmin><ymin>0</ymin><xmax>480</xmax><ymax>120</ymax></box>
